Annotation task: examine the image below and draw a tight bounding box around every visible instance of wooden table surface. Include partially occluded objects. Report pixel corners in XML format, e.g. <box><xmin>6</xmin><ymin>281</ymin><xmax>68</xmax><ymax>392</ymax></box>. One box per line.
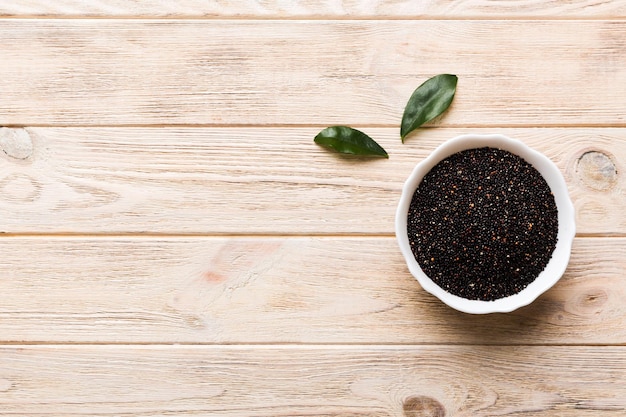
<box><xmin>1</xmin><ymin>1</ymin><xmax>625</xmax><ymax>415</ymax></box>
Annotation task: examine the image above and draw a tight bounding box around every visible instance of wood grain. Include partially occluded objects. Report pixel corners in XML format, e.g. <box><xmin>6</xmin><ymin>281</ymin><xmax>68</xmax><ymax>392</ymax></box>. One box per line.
<box><xmin>0</xmin><ymin>345</ymin><xmax>624</xmax><ymax>415</ymax></box>
<box><xmin>1</xmin><ymin>0</ymin><xmax>625</xmax><ymax>18</ymax></box>
<box><xmin>1</xmin><ymin>1</ymin><xmax>624</xmax><ymax>414</ymax></box>
<box><xmin>0</xmin><ymin>237</ymin><xmax>622</xmax><ymax>344</ymax></box>
<box><xmin>1</xmin><ymin>127</ymin><xmax>623</xmax><ymax>235</ymax></box>
<box><xmin>1</xmin><ymin>20</ymin><xmax>625</xmax><ymax>126</ymax></box>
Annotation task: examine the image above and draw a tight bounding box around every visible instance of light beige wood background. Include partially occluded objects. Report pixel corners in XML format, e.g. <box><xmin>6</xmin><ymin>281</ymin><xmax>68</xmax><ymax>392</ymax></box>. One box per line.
<box><xmin>1</xmin><ymin>1</ymin><xmax>625</xmax><ymax>416</ymax></box>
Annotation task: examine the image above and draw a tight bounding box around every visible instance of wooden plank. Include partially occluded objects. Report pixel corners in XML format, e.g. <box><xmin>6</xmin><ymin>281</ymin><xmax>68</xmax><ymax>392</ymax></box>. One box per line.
<box><xmin>1</xmin><ymin>0</ymin><xmax>625</xmax><ymax>18</ymax></box>
<box><xmin>1</xmin><ymin>20</ymin><xmax>626</xmax><ymax>126</ymax></box>
<box><xmin>0</xmin><ymin>237</ymin><xmax>623</xmax><ymax>344</ymax></box>
<box><xmin>0</xmin><ymin>345</ymin><xmax>624</xmax><ymax>415</ymax></box>
<box><xmin>1</xmin><ymin>127</ymin><xmax>623</xmax><ymax>235</ymax></box>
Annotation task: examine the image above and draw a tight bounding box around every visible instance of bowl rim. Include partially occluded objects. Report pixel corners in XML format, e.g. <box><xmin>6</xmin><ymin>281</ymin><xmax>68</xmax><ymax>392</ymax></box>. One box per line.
<box><xmin>395</xmin><ymin>133</ymin><xmax>576</xmax><ymax>314</ymax></box>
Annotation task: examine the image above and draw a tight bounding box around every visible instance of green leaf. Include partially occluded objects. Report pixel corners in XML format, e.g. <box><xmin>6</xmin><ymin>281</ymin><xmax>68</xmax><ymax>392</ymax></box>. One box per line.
<box><xmin>401</xmin><ymin>74</ymin><xmax>458</xmax><ymax>142</ymax></box>
<box><xmin>314</xmin><ymin>126</ymin><xmax>388</xmax><ymax>158</ymax></box>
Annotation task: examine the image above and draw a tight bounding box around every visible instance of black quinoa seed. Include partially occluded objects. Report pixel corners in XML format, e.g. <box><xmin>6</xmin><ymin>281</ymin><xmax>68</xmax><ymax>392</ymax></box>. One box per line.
<box><xmin>407</xmin><ymin>147</ymin><xmax>558</xmax><ymax>301</ymax></box>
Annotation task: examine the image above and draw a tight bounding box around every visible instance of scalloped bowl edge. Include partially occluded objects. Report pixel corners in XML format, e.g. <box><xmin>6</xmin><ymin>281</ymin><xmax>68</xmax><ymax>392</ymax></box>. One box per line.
<box><xmin>395</xmin><ymin>134</ymin><xmax>576</xmax><ymax>314</ymax></box>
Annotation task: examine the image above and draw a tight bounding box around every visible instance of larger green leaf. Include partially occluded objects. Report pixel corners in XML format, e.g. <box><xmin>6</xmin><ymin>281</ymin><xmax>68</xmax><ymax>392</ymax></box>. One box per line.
<box><xmin>401</xmin><ymin>74</ymin><xmax>458</xmax><ymax>142</ymax></box>
<box><xmin>314</xmin><ymin>126</ymin><xmax>388</xmax><ymax>158</ymax></box>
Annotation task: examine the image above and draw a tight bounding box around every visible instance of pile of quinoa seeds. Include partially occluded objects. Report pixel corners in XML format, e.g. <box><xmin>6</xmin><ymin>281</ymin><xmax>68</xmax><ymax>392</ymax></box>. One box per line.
<box><xmin>407</xmin><ymin>147</ymin><xmax>558</xmax><ymax>301</ymax></box>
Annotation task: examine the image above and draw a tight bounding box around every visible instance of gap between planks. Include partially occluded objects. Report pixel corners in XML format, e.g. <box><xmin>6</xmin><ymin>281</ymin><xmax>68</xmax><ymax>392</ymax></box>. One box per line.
<box><xmin>0</xmin><ymin>233</ymin><xmax>396</xmax><ymax>239</ymax></box>
<box><xmin>1</xmin><ymin>15</ymin><xmax>626</xmax><ymax>21</ymax></box>
<box><xmin>4</xmin><ymin>123</ymin><xmax>626</xmax><ymax>129</ymax></box>
<box><xmin>0</xmin><ymin>343</ymin><xmax>623</xmax><ymax>348</ymax></box>
<box><xmin>0</xmin><ymin>233</ymin><xmax>620</xmax><ymax>239</ymax></box>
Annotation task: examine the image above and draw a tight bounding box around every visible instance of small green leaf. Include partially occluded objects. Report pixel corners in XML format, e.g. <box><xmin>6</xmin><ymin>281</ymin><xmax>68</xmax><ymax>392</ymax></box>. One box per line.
<box><xmin>401</xmin><ymin>74</ymin><xmax>458</xmax><ymax>142</ymax></box>
<box><xmin>314</xmin><ymin>126</ymin><xmax>388</xmax><ymax>158</ymax></box>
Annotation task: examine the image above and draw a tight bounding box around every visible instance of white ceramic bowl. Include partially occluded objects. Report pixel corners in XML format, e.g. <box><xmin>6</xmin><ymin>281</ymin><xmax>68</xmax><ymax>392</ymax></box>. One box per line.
<box><xmin>396</xmin><ymin>134</ymin><xmax>576</xmax><ymax>314</ymax></box>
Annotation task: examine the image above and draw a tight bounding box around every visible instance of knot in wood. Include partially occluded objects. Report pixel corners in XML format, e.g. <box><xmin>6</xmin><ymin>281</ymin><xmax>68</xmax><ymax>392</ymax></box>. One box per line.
<box><xmin>0</xmin><ymin>127</ymin><xmax>33</xmax><ymax>160</ymax></box>
<box><xmin>576</xmin><ymin>151</ymin><xmax>617</xmax><ymax>191</ymax></box>
<box><xmin>577</xmin><ymin>288</ymin><xmax>608</xmax><ymax>311</ymax></box>
<box><xmin>403</xmin><ymin>395</ymin><xmax>446</xmax><ymax>417</ymax></box>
